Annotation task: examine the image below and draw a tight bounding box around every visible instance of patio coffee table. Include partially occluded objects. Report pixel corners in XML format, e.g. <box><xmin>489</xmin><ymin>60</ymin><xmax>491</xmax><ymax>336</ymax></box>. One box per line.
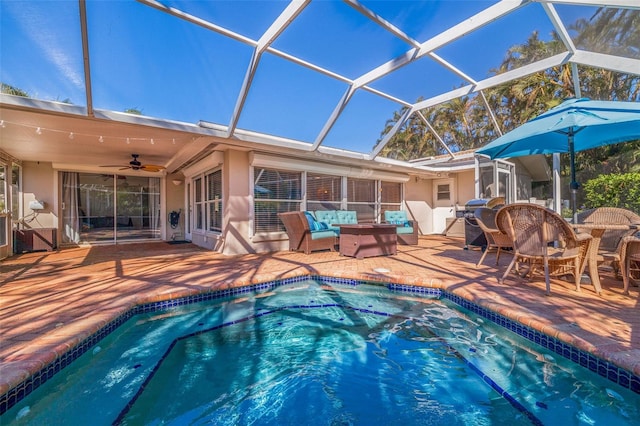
<box><xmin>338</xmin><ymin>224</ymin><xmax>397</xmax><ymax>259</ymax></box>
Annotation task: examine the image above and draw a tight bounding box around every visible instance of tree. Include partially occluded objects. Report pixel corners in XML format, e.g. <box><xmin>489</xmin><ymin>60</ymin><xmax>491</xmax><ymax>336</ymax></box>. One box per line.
<box><xmin>378</xmin><ymin>9</ymin><xmax>640</xmax><ymax>206</ymax></box>
<box><xmin>1</xmin><ymin>83</ymin><xmax>29</xmax><ymax>97</ymax></box>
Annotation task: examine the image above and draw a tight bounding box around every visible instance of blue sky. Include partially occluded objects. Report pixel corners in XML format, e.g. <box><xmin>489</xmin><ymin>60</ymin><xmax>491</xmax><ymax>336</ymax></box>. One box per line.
<box><xmin>0</xmin><ymin>0</ymin><xmax>599</xmax><ymax>154</ymax></box>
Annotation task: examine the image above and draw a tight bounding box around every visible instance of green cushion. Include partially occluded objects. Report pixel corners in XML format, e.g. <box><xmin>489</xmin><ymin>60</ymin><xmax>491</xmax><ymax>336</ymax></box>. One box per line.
<box><xmin>314</xmin><ymin>210</ymin><xmax>338</xmax><ymax>225</ymax></box>
<box><xmin>396</xmin><ymin>226</ymin><xmax>414</xmax><ymax>234</ymax></box>
<box><xmin>310</xmin><ymin>230</ymin><xmax>337</xmax><ymax>240</ymax></box>
<box><xmin>336</xmin><ymin>210</ymin><xmax>358</xmax><ymax>224</ymax></box>
<box><xmin>384</xmin><ymin>210</ymin><xmax>408</xmax><ymax>223</ymax></box>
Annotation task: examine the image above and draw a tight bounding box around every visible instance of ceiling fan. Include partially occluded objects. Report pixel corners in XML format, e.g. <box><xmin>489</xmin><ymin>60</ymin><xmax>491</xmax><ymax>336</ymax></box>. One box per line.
<box><xmin>101</xmin><ymin>154</ymin><xmax>166</xmax><ymax>172</ymax></box>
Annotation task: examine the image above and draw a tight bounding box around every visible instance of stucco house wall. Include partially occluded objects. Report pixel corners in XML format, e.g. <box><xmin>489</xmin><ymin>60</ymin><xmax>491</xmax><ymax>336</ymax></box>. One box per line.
<box><xmin>8</xmin><ymin>149</ymin><xmax>491</xmax><ymax>257</ymax></box>
<box><xmin>19</xmin><ymin>161</ymin><xmax>56</xmax><ymax>229</ymax></box>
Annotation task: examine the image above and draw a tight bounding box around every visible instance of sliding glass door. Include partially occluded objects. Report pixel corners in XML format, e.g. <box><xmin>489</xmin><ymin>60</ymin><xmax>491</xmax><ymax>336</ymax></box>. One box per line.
<box><xmin>62</xmin><ymin>172</ymin><xmax>161</xmax><ymax>244</ymax></box>
<box><xmin>0</xmin><ymin>163</ymin><xmax>8</xmax><ymax>258</ymax></box>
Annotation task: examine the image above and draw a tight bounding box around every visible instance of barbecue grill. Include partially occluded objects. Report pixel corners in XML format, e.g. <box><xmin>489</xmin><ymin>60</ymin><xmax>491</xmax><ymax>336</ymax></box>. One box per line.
<box><xmin>460</xmin><ymin>197</ymin><xmax>505</xmax><ymax>248</ymax></box>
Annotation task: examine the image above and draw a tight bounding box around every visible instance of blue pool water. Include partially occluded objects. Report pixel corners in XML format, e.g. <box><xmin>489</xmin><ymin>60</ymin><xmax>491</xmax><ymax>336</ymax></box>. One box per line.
<box><xmin>2</xmin><ymin>280</ymin><xmax>639</xmax><ymax>425</ymax></box>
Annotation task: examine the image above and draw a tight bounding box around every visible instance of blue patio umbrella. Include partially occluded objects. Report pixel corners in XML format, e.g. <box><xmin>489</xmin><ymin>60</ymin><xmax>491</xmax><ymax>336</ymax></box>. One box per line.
<box><xmin>476</xmin><ymin>98</ymin><xmax>640</xmax><ymax>219</ymax></box>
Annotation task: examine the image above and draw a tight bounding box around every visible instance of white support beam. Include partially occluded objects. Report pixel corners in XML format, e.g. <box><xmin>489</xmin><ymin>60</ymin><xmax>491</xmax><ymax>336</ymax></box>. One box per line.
<box><xmin>540</xmin><ymin>2</ymin><xmax>577</xmax><ymax>53</ymax></box>
<box><xmin>311</xmin><ymin>86</ymin><xmax>358</xmax><ymax>151</ymax></box>
<box><xmin>227</xmin><ymin>1</ymin><xmax>310</xmax><ymax>137</ymax></box>
<box><xmin>416</xmin><ymin>111</ymin><xmax>455</xmax><ymax>158</ymax></box>
<box><xmin>370</xmin><ymin>107</ymin><xmax>414</xmax><ymax>158</ymax></box>
<box><xmin>137</xmin><ymin>0</ymin><xmax>257</xmax><ymax>46</ymax></box>
<box><xmin>227</xmin><ymin>51</ymin><xmax>262</xmax><ymax>138</ymax></box>
<box><xmin>571</xmin><ymin>50</ymin><xmax>640</xmax><ymax>76</ymax></box>
<box><xmin>258</xmin><ymin>1</ymin><xmax>310</xmax><ymax>53</ymax></box>
<box><xmin>537</xmin><ymin>0</ymin><xmax>640</xmax><ymax>10</ymax></box>
<box><xmin>353</xmin><ymin>0</ymin><xmax>527</xmax><ymax>88</ymax></box>
<box><xmin>427</xmin><ymin>52</ymin><xmax>477</xmax><ymax>84</ymax></box>
<box><xmin>479</xmin><ymin>91</ymin><xmax>502</xmax><ymax>137</ymax></box>
<box><xmin>267</xmin><ymin>48</ymin><xmax>353</xmax><ymax>84</ymax></box>
<box><xmin>413</xmin><ymin>53</ymin><xmax>571</xmax><ymax>111</ymax></box>
<box><xmin>360</xmin><ymin>85</ymin><xmax>412</xmax><ymax>107</ymax></box>
<box><xmin>78</xmin><ymin>0</ymin><xmax>94</xmax><ymax>117</ymax></box>
<box><xmin>571</xmin><ymin>63</ymin><xmax>582</xmax><ymax>98</ymax></box>
<box><xmin>344</xmin><ymin>0</ymin><xmax>421</xmax><ymax>48</ymax></box>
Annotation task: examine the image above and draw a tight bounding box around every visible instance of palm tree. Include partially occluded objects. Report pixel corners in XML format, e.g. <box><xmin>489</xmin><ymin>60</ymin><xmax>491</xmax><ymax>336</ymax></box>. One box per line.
<box><xmin>1</xmin><ymin>83</ymin><xmax>29</xmax><ymax>97</ymax></box>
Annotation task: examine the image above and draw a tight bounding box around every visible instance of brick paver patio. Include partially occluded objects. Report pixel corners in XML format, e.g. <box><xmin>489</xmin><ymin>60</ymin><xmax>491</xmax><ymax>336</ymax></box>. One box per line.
<box><xmin>1</xmin><ymin>236</ymin><xmax>639</xmax><ymax>400</ymax></box>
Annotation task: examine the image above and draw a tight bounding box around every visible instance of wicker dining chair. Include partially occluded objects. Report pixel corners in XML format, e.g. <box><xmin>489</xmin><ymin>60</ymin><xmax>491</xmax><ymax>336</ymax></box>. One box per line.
<box><xmin>495</xmin><ymin>203</ymin><xmax>593</xmax><ymax>295</ymax></box>
<box><xmin>474</xmin><ymin>207</ymin><xmax>513</xmax><ymax>268</ymax></box>
<box><xmin>576</xmin><ymin>207</ymin><xmax>640</xmax><ymax>277</ymax></box>
<box><xmin>620</xmin><ymin>235</ymin><xmax>640</xmax><ymax>294</ymax></box>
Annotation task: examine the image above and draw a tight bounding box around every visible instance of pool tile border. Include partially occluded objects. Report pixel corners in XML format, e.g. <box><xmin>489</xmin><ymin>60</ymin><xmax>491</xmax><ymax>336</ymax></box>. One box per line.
<box><xmin>1</xmin><ymin>275</ymin><xmax>638</xmax><ymax>416</ymax></box>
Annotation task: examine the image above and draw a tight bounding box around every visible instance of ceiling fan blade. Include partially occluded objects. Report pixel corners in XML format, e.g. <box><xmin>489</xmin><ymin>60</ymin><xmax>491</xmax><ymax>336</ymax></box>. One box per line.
<box><xmin>140</xmin><ymin>164</ymin><xmax>165</xmax><ymax>172</ymax></box>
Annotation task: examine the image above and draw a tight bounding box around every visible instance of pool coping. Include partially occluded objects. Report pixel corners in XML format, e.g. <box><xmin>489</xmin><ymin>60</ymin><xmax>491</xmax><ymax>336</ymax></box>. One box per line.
<box><xmin>1</xmin><ymin>273</ymin><xmax>639</xmax><ymax>415</ymax></box>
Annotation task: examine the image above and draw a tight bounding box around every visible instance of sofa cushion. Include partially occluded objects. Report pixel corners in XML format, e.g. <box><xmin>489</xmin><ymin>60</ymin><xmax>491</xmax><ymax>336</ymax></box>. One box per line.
<box><xmin>310</xmin><ymin>229</ymin><xmax>337</xmax><ymax>240</ymax></box>
<box><xmin>396</xmin><ymin>225</ymin><xmax>414</xmax><ymax>234</ymax></box>
<box><xmin>314</xmin><ymin>210</ymin><xmax>338</xmax><ymax>225</ymax></box>
<box><xmin>336</xmin><ymin>210</ymin><xmax>358</xmax><ymax>224</ymax></box>
<box><xmin>384</xmin><ymin>210</ymin><xmax>408</xmax><ymax>224</ymax></box>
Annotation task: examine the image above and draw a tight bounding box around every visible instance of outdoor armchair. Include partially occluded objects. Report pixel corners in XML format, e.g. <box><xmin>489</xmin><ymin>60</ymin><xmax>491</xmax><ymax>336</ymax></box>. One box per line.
<box><xmin>620</xmin><ymin>235</ymin><xmax>640</xmax><ymax>295</ymax></box>
<box><xmin>575</xmin><ymin>207</ymin><xmax>640</xmax><ymax>278</ymax></box>
<box><xmin>495</xmin><ymin>203</ymin><xmax>592</xmax><ymax>295</ymax></box>
<box><xmin>383</xmin><ymin>210</ymin><xmax>419</xmax><ymax>245</ymax></box>
<box><xmin>474</xmin><ymin>207</ymin><xmax>513</xmax><ymax>268</ymax></box>
<box><xmin>278</xmin><ymin>211</ymin><xmax>337</xmax><ymax>255</ymax></box>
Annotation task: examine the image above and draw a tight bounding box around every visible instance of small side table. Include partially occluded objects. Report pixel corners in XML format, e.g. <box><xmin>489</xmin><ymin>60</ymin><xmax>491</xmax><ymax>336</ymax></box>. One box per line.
<box><xmin>338</xmin><ymin>224</ymin><xmax>397</xmax><ymax>259</ymax></box>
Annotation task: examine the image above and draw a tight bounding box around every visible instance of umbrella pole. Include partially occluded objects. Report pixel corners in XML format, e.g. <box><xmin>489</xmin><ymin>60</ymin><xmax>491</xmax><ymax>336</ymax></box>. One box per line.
<box><xmin>569</xmin><ymin>131</ymin><xmax>579</xmax><ymax>223</ymax></box>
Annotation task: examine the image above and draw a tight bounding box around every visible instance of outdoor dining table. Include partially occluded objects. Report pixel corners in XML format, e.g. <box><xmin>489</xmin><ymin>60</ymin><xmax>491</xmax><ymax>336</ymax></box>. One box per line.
<box><xmin>572</xmin><ymin>222</ymin><xmax>639</xmax><ymax>294</ymax></box>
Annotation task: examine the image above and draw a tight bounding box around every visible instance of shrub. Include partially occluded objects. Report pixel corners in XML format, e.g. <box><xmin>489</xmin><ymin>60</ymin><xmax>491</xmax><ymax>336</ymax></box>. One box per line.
<box><xmin>583</xmin><ymin>172</ymin><xmax>640</xmax><ymax>213</ymax></box>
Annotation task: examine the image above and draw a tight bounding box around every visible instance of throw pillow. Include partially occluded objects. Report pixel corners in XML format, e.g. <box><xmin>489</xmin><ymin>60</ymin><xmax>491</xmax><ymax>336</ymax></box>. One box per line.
<box><xmin>304</xmin><ymin>212</ymin><xmax>318</xmax><ymax>230</ymax></box>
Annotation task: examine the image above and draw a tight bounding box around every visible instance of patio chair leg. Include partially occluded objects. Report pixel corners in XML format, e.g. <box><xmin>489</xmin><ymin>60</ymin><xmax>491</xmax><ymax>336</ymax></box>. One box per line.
<box><xmin>574</xmin><ymin>258</ymin><xmax>582</xmax><ymax>293</ymax></box>
<box><xmin>494</xmin><ymin>247</ymin><xmax>501</xmax><ymax>266</ymax></box>
<box><xmin>623</xmin><ymin>256</ymin><xmax>631</xmax><ymax>295</ymax></box>
<box><xmin>500</xmin><ymin>256</ymin><xmax>517</xmax><ymax>284</ymax></box>
<box><xmin>543</xmin><ymin>257</ymin><xmax>551</xmax><ymax>296</ymax></box>
<box><xmin>476</xmin><ymin>247</ymin><xmax>490</xmax><ymax>268</ymax></box>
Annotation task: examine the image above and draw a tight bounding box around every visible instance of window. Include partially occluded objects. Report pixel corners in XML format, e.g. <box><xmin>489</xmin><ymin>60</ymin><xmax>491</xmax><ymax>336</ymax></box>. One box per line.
<box><xmin>193</xmin><ymin>169</ymin><xmax>222</xmax><ymax>233</ymax></box>
<box><xmin>254</xmin><ymin>168</ymin><xmax>301</xmax><ymax>233</ymax></box>
<box><xmin>252</xmin><ymin>165</ymin><xmax>406</xmax><ymax>233</ymax></box>
<box><xmin>347</xmin><ymin>178</ymin><xmax>376</xmax><ymax>223</ymax></box>
<box><xmin>206</xmin><ymin>170</ymin><xmax>222</xmax><ymax>232</ymax></box>
<box><xmin>306</xmin><ymin>173</ymin><xmax>342</xmax><ymax>212</ymax></box>
<box><xmin>437</xmin><ymin>184</ymin><xmax>451</xmax><ymax>201</ymax></box>
<box><xmin>194</xmin><ymin>177</ymin><xmax>203</xmax><ymax>230</ymax></box>
<box><xmin>380</xmin><ymin>181</ymin><xmax>402</xmax><ymax>218</ymax></box>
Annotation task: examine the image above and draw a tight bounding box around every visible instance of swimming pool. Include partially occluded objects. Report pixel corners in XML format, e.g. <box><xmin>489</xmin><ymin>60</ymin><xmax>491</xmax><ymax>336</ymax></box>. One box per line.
<box><xmin>2</xmin><ymin>278</ymin><xmax>639</xmax><ymax>425</ymax></box>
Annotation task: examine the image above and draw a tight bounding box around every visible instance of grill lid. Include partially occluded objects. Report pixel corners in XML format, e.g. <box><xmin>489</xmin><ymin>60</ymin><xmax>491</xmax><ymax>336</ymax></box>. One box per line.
<box><xmin>464</xmin><ymin>197</ymin><xmax>505</xmax><ymax>209</ymax></box>
<box><xmin>465</xmin><ymin>198</ymin><xmax>490</xmax><ymax>209</ymax></box>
